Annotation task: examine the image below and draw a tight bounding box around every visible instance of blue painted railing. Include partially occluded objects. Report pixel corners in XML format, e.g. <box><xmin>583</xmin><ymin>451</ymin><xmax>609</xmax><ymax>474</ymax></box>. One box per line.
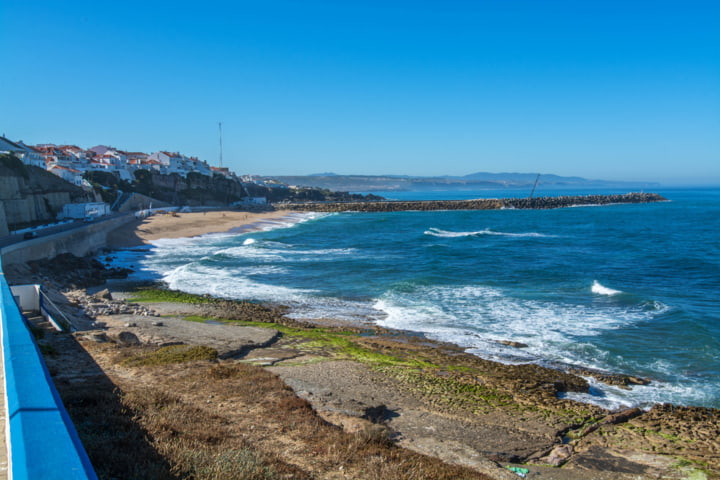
<box><xmin>0</xmin><ymin>266</ymin><xmax>97</xmax><ymax>479</ymax></box>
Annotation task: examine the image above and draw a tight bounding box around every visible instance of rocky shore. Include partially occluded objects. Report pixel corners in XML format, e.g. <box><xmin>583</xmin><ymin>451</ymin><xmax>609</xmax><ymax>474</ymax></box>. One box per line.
<box><xmin>9</xmin><ymin>252</ymin><xmax>718</xmax><ymax>480</ymax></box>
<box><xmin>275</xmin><ymin>192</ymin><xmax>667</xmax><ymax>213</ymax></box>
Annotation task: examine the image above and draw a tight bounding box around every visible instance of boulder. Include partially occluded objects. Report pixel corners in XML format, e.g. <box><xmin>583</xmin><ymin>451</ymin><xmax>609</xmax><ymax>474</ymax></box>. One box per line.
<box><xmin>93</xmin><ymin>288</ymin><xmax>113</xmax><ymax>301</ymax></box>
<box><xmin>117</xmin><ymin>331</ymin><xmax>141</xmax><ymax>346</ymax></box>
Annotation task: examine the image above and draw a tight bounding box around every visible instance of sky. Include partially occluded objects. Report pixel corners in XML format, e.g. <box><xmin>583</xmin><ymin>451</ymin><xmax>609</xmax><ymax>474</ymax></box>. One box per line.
<box><xmin>2</xmin><ymin>1</ymin><xmax>718</xmax><ymax>184</ymax></box>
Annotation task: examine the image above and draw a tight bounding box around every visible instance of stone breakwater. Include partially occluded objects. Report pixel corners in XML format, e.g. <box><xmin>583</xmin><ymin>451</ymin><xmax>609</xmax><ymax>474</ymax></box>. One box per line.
<box><xmin>275</xmin><ymin>192</ymin><xmax>667</xmax><ymax>212</ymax></box>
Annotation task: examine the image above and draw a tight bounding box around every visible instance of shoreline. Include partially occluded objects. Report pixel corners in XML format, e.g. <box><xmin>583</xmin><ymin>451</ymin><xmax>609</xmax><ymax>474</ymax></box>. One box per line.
<box><xmin>102</xmin><ymin>209</ymin><xmax>707</xmax><ymax>409</ymax></box>
<box><xmin>13</xmin><ymin>208</ymin><xmax>717</xmax><ymax>478</ymax></box>
<box><xmin>103</xmin><ymin>209</ymin><xmax>664</xmax><ymax>407</ymax></box>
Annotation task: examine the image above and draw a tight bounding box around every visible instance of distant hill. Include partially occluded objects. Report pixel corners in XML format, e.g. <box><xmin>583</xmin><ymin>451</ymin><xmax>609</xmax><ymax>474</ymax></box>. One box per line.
<box><xmin>265</xmin><ymin>173</ymin><xmax>659</xmax><ymax>192</ymax></box>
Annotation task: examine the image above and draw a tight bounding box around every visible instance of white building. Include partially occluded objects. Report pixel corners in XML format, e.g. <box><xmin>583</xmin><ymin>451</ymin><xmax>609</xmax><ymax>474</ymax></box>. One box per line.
<box><xmin>0</xmin><ymin>137</ymin><xmax>47</xmax><ymax>168</ymax></box>
<box><xmin>147</xmin><ymin>151</ymin><xmax>213</xmax><ymax>177</ymax></box>
<box><xmin>59</xmin><ymin>202</ymin><xmax>111</xmax><ymax>220</ymax></box>
<box><xmin>48</xmin><ymin>165</ymin><xmax>85</xmax><ymax>186</ymax></box>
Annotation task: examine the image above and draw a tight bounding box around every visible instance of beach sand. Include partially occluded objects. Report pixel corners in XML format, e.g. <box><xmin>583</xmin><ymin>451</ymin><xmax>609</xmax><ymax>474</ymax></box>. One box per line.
<box><xmin>106</xmin><ymin>209</ymin><xmax>299</xmax><ymax>248</ymax></box>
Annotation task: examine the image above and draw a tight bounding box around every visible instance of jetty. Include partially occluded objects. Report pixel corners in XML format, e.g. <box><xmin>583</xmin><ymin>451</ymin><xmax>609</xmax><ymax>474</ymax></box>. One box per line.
<box><xmin>274</xmin><ymin>192</ymin><xmax>667</xmax><ymax>213</ymax></box>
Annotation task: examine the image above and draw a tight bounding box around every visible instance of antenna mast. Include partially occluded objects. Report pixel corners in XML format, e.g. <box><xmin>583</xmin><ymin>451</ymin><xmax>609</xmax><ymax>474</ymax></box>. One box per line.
<box><xmin>218</xmin><ymin>122</ymin><xmax>223</xmax><ymax>168</ymax></box>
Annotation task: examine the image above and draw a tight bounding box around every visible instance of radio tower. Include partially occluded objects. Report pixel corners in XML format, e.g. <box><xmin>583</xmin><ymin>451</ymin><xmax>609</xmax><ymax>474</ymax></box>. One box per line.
<box><xmin>218</xmin><ymin>121</ymin><xmax>223</xmax><ymax>168</ymax></box>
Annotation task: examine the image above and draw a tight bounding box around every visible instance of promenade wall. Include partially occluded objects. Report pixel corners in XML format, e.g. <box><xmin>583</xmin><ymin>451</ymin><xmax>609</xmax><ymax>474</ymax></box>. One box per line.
<box><xmin>275</xmin><ymin>192</ymin><xmax>667</xmax><ymax>213</ymax></box>
<box><xmin>0</xmin><ymin>215</ymin><xmax>135</xmax><ymax>267</ymax></box>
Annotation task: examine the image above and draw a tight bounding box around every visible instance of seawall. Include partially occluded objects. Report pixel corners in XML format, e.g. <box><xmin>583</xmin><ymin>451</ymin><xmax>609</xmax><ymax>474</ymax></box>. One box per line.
<box><xmin>0</xmin><ymin>215</ymin><xmax>136</xmax><ymax>267</ymax></box>
<box><xmin>275</xmin><ymin>192</ymin><xmax>667</xmax><ymax>213</ymax></box>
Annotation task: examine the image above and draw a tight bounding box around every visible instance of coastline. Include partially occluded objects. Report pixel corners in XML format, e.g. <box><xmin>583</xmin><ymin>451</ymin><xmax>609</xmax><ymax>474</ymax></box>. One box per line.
<box><xmin>14</xmin><ymin>209</ymin><xmax>719</xmax><ymax>479</ymax></box>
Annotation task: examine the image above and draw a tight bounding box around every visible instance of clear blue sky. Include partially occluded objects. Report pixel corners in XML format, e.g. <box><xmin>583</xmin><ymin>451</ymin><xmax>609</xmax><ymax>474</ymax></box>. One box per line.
<box><xmin>2</xmin><ymin>1</ymin><xmax>718</xmax><ymax>184</ymax></box>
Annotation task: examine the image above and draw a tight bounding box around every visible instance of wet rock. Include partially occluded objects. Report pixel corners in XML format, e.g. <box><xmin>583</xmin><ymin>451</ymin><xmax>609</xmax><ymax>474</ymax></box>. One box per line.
<box><xmin>26</xmin><ymin>253</ymin><xmax>132</xmax><ymax>289</ymax></box>
<box><xmin>604</xmin><ymin>407</ymin><xmax>643</xmax><ymax>425</ymax></box>
<box><xmin>499</xmin><ymin>340</ymin><xmax>529</xmax><ymax>348</ymax></box>
<box><xmin>569</xmin><ymin>366</ymin><xmax>652</xmax><ymax>389</ymax></box>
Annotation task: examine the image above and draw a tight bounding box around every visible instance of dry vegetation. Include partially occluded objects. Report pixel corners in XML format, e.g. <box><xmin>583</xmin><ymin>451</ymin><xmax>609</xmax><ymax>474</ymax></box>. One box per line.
<box><xmin>49</xmin><ymin>335</ymin><xmax>492</xmax><ymax>480</ymax></box>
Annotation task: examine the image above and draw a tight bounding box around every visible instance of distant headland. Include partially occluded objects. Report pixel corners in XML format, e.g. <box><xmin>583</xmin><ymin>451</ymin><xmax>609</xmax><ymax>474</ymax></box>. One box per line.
<box><xmin>265</xmin><ymin>172</ymin><xmax>661</xmax><ymax>193</ymax></box>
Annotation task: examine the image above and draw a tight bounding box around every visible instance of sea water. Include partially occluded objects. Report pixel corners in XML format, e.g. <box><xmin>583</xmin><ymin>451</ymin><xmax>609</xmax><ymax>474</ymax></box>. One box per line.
<box><xmin>109</xmin><ymin>187</ymin><xmax>720</xmax><ymax>410</ymax></box>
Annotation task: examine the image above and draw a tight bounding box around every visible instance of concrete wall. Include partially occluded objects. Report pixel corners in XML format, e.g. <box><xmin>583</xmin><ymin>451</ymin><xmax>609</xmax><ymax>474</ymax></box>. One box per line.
<box><xmin>2</xmin><ymin>192</ymin><xmax>74</xmax><ymax>226</ymax></box>
<box><xmin>117</xmin><ymin>192</ymin><xmax>170</xmax><ymax>212</ymax></box>
<box><xmin>0</xmin><ymin>215</ymin><xmax>136</xmax><ymax>267</ymax></box>
<box><xmin>0</xmin><ymin>202</ymin><xmax>8</xmax><ymax>237</ymax></box>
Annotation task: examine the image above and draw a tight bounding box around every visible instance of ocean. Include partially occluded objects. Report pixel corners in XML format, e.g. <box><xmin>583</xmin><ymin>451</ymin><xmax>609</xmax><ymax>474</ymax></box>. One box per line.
<box><xmin>109</xmin><ymin>187</ymin><xmax>720</xmax><ymax>411</ymax></box>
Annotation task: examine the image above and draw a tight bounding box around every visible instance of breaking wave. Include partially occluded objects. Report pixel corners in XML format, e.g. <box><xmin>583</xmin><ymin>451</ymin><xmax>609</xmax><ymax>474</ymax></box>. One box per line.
<box><xmin>592</xmin><ymin>280</ymin><xmax>623</xmax><ymax>296</ymax></box>
<box><xmin>424</xmin><ymin>227</ymin><xmax>552</xmax><ymax>238</ymax></box>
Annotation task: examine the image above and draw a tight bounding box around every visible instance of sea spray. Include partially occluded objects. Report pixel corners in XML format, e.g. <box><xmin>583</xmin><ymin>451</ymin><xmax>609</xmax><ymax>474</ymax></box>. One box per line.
<box><xmin>591</xmin><ymin>280</ymin><xmax>622</xmax><ymax>296</ymax></box>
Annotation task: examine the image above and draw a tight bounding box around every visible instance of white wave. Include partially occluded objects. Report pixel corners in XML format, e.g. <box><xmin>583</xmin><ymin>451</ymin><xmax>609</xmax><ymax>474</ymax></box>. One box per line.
<box><xmin>372</xmin><ymin>284</ymin><xmax>708</xmax><ymax>408</ymax></box>
<box><xmin>252</xmin><ymin>211</ymin><xmax>331</xmax><ymax>232</ymax></box>
<box><xmin>243</xmin><ymin>238</ymin><xmax>256</xmax><ymax>245</ymax></box>
<box><xmin>162</xmin><ymin>262</ymin><xmax>314</xmax><ymax>303</ymax></box>
<box><xmin>560</xmin><ymin>375</ymin><xmax>718</xmax><ymax>411</ymax></box>
<box><xmin>150</xmin><ymin>236</ymin><xmax>209</xmax><ymax>248</ymax></box>
<box><xmin>424</xmin><ymin>227</ymin><xmax>551</xmax><ymax>238</ymax></box>
<box><xmin>592</xmin><ymin>280</ymin><xmax>622</xmax><ymax>296</ymax></box>
<box><xmin>213</xmin><ymin>244</ymin><xmax>357</xmax><ymax>262</ymax></box>
<box><xmin>373</xmin><ymin>284</ymin><xmax>661</xmax><ymax>369</ymax></box>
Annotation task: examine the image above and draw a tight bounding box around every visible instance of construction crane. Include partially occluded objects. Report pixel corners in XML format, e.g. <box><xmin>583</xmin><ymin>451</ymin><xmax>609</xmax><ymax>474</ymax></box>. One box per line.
<box><xmin>529</xmin><ymin>174</ymin><xmax>540</xmax><ymax>198</ymax></box>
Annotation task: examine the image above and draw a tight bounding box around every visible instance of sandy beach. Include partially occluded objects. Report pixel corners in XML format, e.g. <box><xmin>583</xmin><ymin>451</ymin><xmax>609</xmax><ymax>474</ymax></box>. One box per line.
<box><xmin>106</xmin><ymin>209</ymin><xmax>300</xmax><ymax>248</ymax></box>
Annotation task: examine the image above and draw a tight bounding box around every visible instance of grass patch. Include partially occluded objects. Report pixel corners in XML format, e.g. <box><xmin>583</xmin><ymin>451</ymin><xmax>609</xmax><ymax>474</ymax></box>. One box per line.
<box><xmin>377</xmin><ymin>365</ymin><xmax>514</xmax><ymax>414</ymax></box>
<box><xmin>126</xmin><ymin>287</ymin><xmax>216</xmax><ymax>304</ymax></box>
<box><xmin>182</xmin><ymin>315</ymin><xmax>216</xmax><ymax>323</ymax></box>
<box><xmin>122</xmin><ymin>345</ymin><xmax>218</xmax><ymax>367</ymax></box>
<box><xmin>176</xmin><ymin>448</ymin><xmax>279</xmax><ymax>479</ymax></box>
<box><xmin>216</xmin><ymin>317</ymin><xmax>439</xmax><ymax>368</ymax></box>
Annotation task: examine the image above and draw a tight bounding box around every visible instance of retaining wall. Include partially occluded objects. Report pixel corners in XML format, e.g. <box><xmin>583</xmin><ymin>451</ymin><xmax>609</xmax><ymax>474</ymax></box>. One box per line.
<box><xmin>0</xmin><ymin>214</ymin><xmax>135</xmax><ymax>267</ymax></box>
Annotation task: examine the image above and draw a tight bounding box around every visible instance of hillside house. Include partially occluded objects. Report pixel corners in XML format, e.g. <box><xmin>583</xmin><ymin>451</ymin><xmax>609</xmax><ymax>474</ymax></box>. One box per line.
<box><xmin>0</xmin><ymin>137</ymin><xmax>46</xmax><ymax>168</ymax></box>
<box><xmin>48</xmin><ymin>164</ymin><xmax>85</xmax><ymax>186</ymax></box>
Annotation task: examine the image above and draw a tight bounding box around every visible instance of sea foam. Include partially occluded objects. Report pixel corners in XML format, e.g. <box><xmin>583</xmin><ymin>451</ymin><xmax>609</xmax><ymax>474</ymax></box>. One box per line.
<box><xmin>592</xmin><ymin>280</ymin><xmax>622</xmax><ymax>296</ymax></box>
<box><xmin>424</xmin><ymin>227</ymin><xmax>550</xmax><ymax>238</ymax></box>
